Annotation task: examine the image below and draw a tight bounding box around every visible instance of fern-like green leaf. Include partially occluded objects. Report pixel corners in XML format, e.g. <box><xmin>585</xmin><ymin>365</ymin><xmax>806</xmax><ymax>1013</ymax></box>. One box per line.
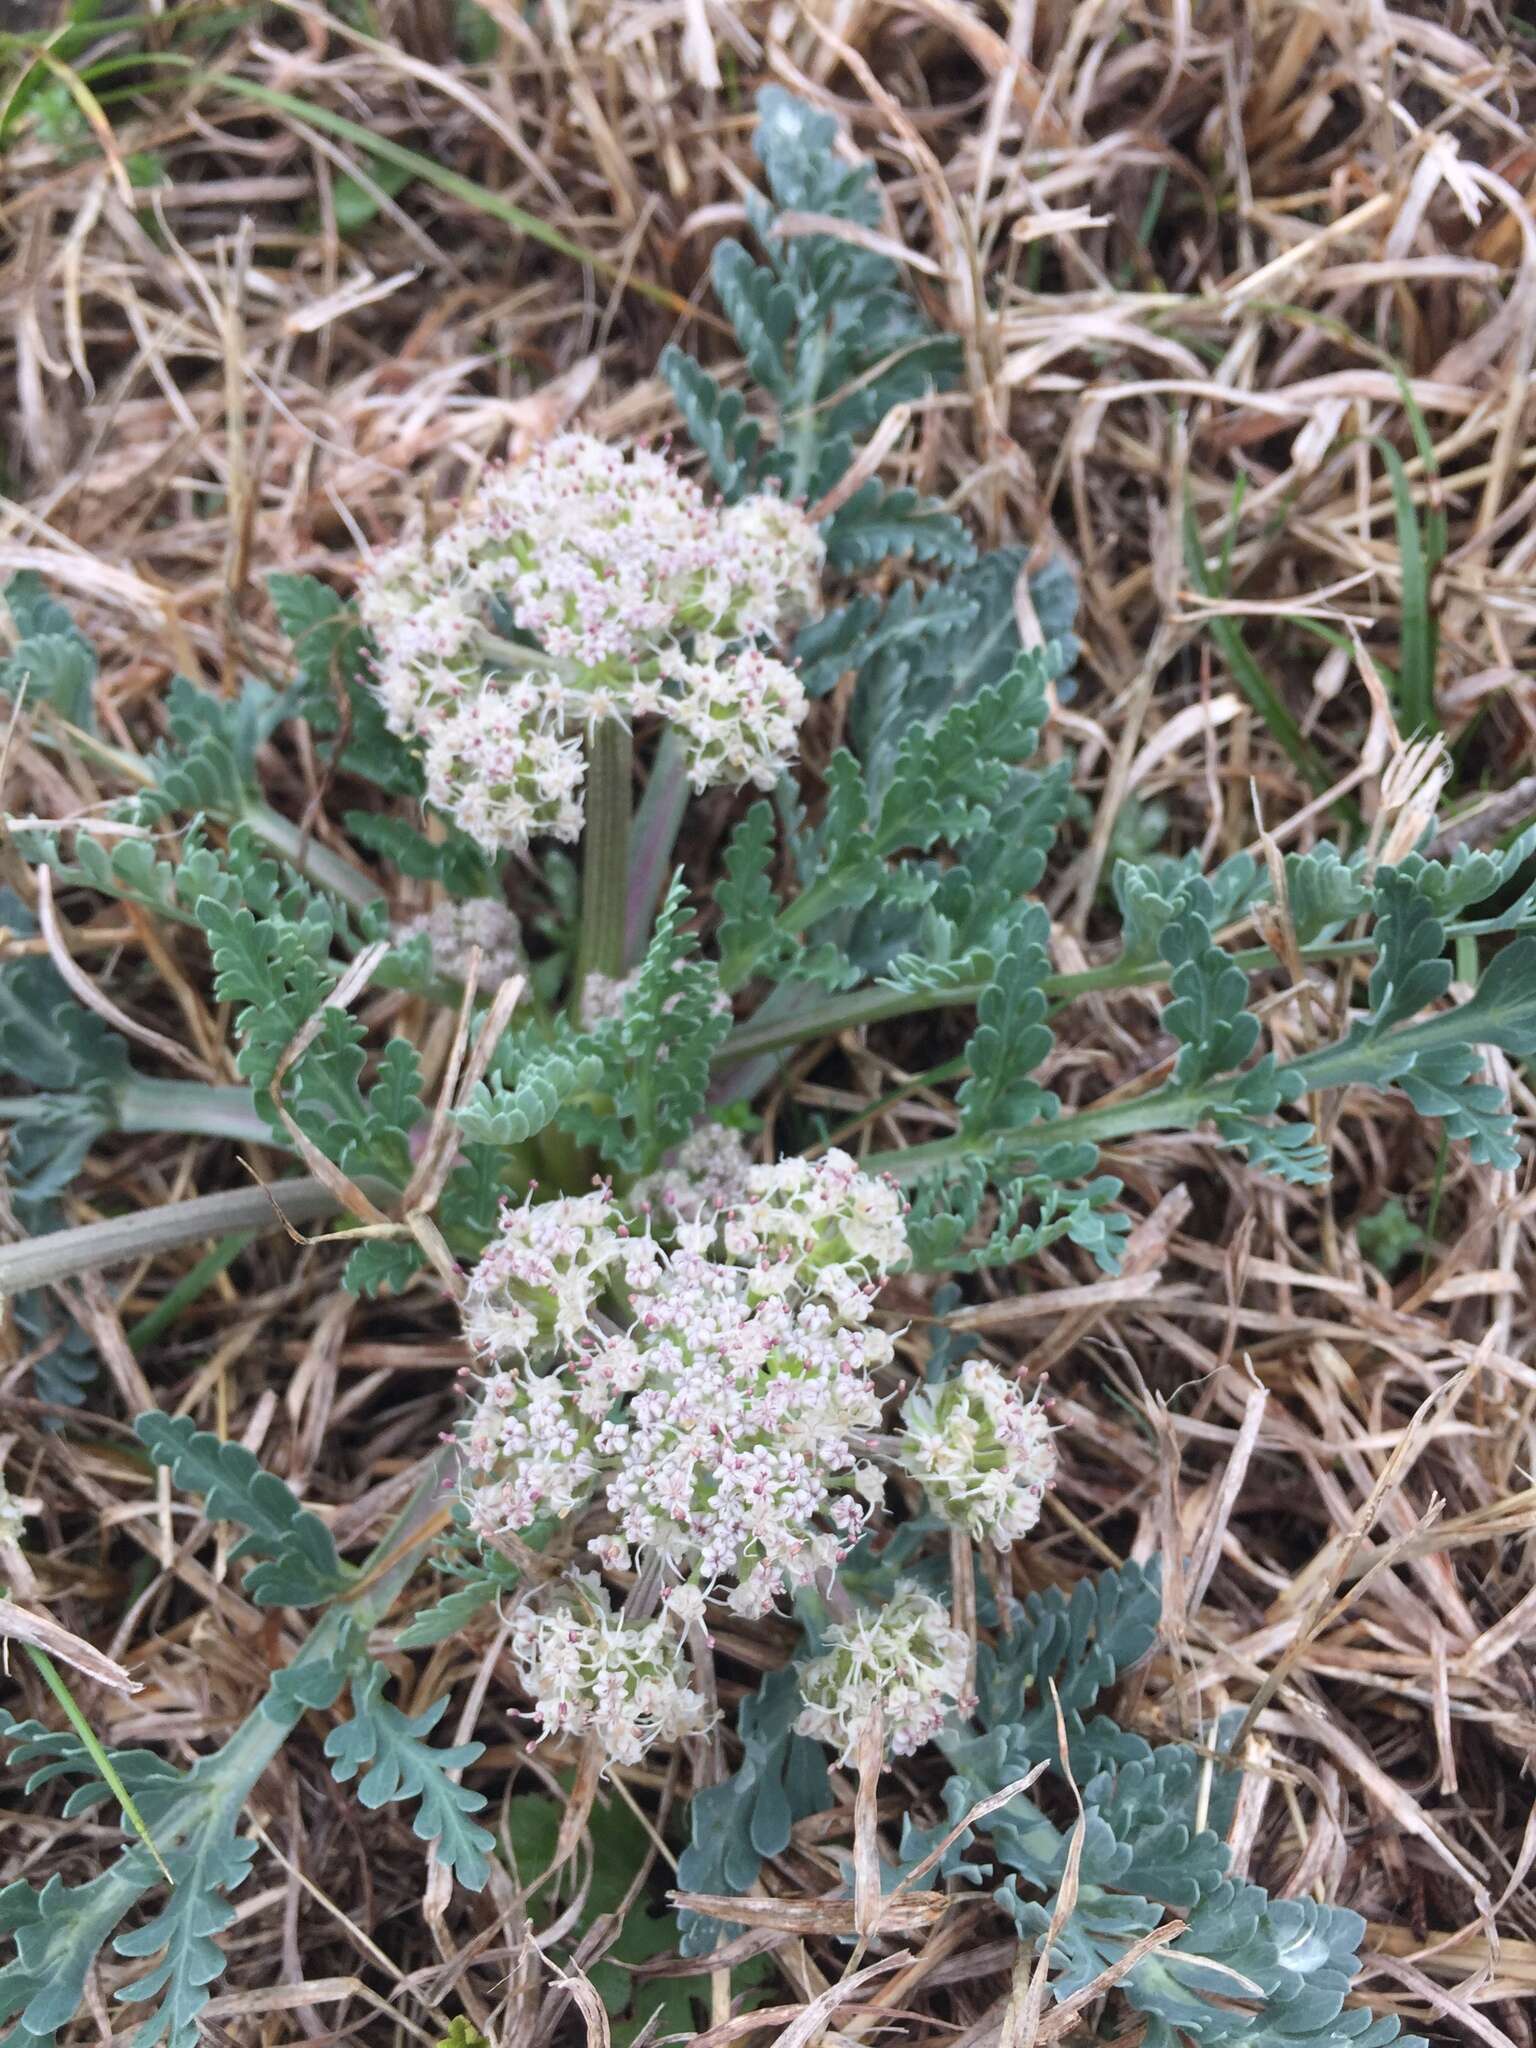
<box><xmin>957</xmin><ymin>909</ymin><xmax>1057</xmax><ymax>1135</ymax></box>
<box><xmin>324</xmin><ymin>1663</ymin><xmax>493</xmax><ymax>1890</ymax></box>
<box><xmin>134</xmin><ymin>1413</ymin><xmax>349</xmax><ymax>1607</ymax></box>
<box><xmin>717</xmin><ymin>801</ymin><xmax>798</xmax><ymax>991</ymax></box>
<box><xmin>0</xmin><ymin>634</ymin><xmax>97</xmax><ymax>733</ymax></box>
<box><xmin>455</xmin><ymin>1031</ymin><xmax>602</xmax><ymax>1149</ymax></box>
<box><xmin>1284</xmin><ymin>845</ymin><xmax>1366</xmax><ymax>943</ymax></box>
<box><xmin>905</xmin><ymin>1149</ymin><xmax>1127</xmax><ymax>1277</ymax></box>
<box><xmin>823</xmin><ymin>480</ymin><xmax>975</xmax><ymax>572</ymax></box>
<box><xmin>558</xmin><ymin>873</ymin><xmax>731</xmax><ymax>1175</ymax></box>
<box><xmin>346</xmin><ymin>809</ymin><xmax>497</xmax><ymax>898</ymax></box>
<box><xmin>0</xmin><ymin>1866</ymin><xmax>159</xmax><ymax>2045</ymax></box>
<box><xmin>396</xmin><ymin>1546</ymin><xmax>521</xmax><ymax>1649</ymax></box>
<box><xmin>1391</xmin><ymin>1045</ymin><xmax>1518</xmax><ymax>1169</ymax></box>
<box><xmin>676</xmin><ymin>1667</ymin><xmax>828</xmax><ymax>1957</ymax></box>
<box><xmin>1160</xmin><ymin>887</ymin><xmax>1260</xmax><ymax>1088</ymax></box>
<box><xmin>342</xmin><ymin>1237</ymin><xmax>428</xmax><ymax>1298</ymax></box>
<box><xmin>1365</xmin><ymin>868</ymin><xmax>1452</xmax><ymax>1033</ymax></box>
<box><xmin>113</xmin><ymin>1830</ymin><xmax>258</xmax><ymax>2048</ymax></box>
<box><xmin>657</xmin><ymin>351</ymin><xmax>762</xmax><ymax>500</ymax></box>
<box><xmin>978</xmin><ymin>1559</ymin><xmax>1162</xmax><ymax>1729</ymax></box>
<box><xmin>665</xmin><ymin>87</ymin><xmax>960</xmax><ymax>513</ymax></box>
<box><xmin>873</xmin><ymin>648</ymin><xmax>1055</xmax><ymax>860</ymax></box>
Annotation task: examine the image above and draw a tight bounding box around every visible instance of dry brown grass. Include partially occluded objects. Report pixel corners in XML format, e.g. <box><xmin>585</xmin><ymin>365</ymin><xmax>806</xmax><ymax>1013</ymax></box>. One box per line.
<box><xmin>4</xmin><ymin>2</ymin><xmax>1536</xmax><ymax>2043</ymax></box>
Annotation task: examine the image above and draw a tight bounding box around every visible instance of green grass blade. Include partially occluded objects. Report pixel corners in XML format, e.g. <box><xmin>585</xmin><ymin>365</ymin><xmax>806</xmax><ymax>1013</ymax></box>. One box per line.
<box><xmin>25</xmin><ymin>1645</ymin><xmax>173</xmax><ymax>1885</ymax></box>
<box><xmin>126</xmin><ymin>1232</ymin><xmax>253</xmax><ymax>1355</ymax></box>
<box><xmin>181</xmin><ymin>66</ymin><xmax>709</xmax><ymax>321</ymax></box>
<box><xmin>1365</xmin><ymin>434</ymin><xmax>1438</xmax><ymax>735</ymax></box>
<box><xmin>1182</xmin><ymin>498</ymin><xmax>1331</xmax><ymax>795</ymax></box>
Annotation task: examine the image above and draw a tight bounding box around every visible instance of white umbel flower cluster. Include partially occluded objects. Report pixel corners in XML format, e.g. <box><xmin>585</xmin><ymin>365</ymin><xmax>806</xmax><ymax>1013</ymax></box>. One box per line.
<box><xmin>511</xmin><ymin>1574</ymin><xmax>711</xmax><ymax>1766</ymax></box>
<box><xmin>395</xmin><ymin>897</ymin><xmax>527</xmax><ymax>986</ymax></box>
<box><xmin>461</xmin><ymin>1188</ymin><xmax>658</xmax><ymax>1363</ymax></box>
<box><xmin>721</xmin><ymin>1149</ymin><xmax>909</xmax><ymax>1320</ymax></box>
<box><xmin>630</xmin><ymin>1121</ymin><xmax>754</xmax><ymax>1228</ymax></box>
<box><xmin>459</xmin><ymin>1162</ymin><xmax>910</xmax><ymax>1617</ymax></box>
<box><xmin>463</xmin><ymin>1241</ymin><xmax>890</xmax><ymax>1616</ymax></box>
<box><xmin>795</xmin><ymin>1581</ymin><xmax>972</xmax><ymax>1764</ymax></box>
<box><xmin>578</xmin><ymin>967</ymin><xmax>639</xmax><ymax>1029</ymax></box>
<box><xmin>358</xmin><ymin>433</ymin><xmax>824</xmax><ymax>852</ymax></box>
<box><xmin>897</xmin><ymin>1360</ymin><xmax>1057</xmax><ymax>1546</ymax></box>
<box><xmin>633</xmin><ymin>1127</ymin><xmax>909</xmax><ymax>1321</ymax></box>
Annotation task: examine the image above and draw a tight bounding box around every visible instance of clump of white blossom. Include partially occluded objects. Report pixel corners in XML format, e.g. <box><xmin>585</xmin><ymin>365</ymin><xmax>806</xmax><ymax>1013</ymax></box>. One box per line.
<box><xmin>721</xmin><ymin>1149</ymin><xmax>908</xmax><ymax>1320</ymax></box>
<box><xmin>795</xmin><ymin>1581</ymin><xmax>972</xmax><ymax>1764</ymax></box>
<box><xmin>423</xmin><ymin>681</ymin><xmax>586</xmax><ymax>850</ymax></box>
<box><xmin>458</xmin><ymin>1157</ymin><xmax>913</xmax><ymax>1617</ymax></box>
<box><xmin>632</xmin><ymin>1129</ymin><xmax>908</xmax><ymax>1321</ymax></box>
<box><xmin>462</xmin><ymin>1240</ymin><xmax>890</xmax><ymax>1616</ymax></box>
<box><xmin>461</xmin><ymin>1188</ymin><xmax>658</xmax><ymax>1364</ymax></box>
<box><xmin>578</xmin><ymin>968</ymin><xmax>639</xmax><ymax>1029</ymax></box>
<box><xmin>630</xmin><ymin>1121</ymin><xmax>754</xmax><ymax>1229</ymax></box>
<box><xmin>395</xmin><ymin>897</ymin><xmax>527</xmax><ymax>987</ymax></box>
<box><xmin>0</xmin><ymin>1475</ymin><xmax>28</xmax><ymax>1550</ymax></box>
<box><xmin>898</xmin><ymin>1360</ymin><xmax>1057</xmax><ymax>1546</ymax></box>
<box><xmin>511</xmin><ymin>1574</ymin><xmax>711</xmax><ymax>1767</ymax></box>
<box><xmin>357</xmin><ymin>432</ymin><xmax>824</xmax><ymax>852</ymax></box>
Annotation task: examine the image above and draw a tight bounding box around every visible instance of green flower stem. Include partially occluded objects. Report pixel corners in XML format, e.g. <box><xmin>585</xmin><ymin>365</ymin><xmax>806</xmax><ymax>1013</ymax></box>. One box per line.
<box><xmin>713</xmin><ymin>931</ymin><xmax>1444</xmax><ymax>1069</ymax></box>
<box><xmin>242</xmin><ymin>801</ymin><xmax>381</xmax><ymax>914</ymax></box>
<box><xmin>574</xmin><ymin>718</ymin><xmax>633</xmax><ymax>1000</ymax></box>
<box><xmin>870</xmin><ymin>1085</ymin><xmax>1207</xmax><ymax>1186</ymax></box>
<box><xmin>476</xmin><ymin>631</ymin><xmax>573</xmax><ymax>679</ymax></box>
<box><xmin>115</xmin><ymin>1078</ymin><xmax>277</xmax><ymax>1147</ymax></box>
<box><xmin>775</xmin><ymin>872</ymin><xmax>857</xmax><ymax>940</ymax></box>
<box><xmin>867</xmin><ymin>994</ymin><xmax>1502</xmax><ymax>1187</ymax></box>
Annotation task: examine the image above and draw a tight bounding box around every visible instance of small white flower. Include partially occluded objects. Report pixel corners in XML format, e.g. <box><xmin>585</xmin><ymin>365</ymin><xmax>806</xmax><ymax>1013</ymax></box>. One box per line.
<box><xmin>665</xmin><ymin>1583</ymin><xmax>708</xmax><ymax>1628</ymax></box>
<box><xmin>720</xmin><ymin>493</ymin><xmax>826</xmax><ymax>635</ymax></box>
<box><xmin>630</xmin><ymin>1122</ymin><xmax>754</xmax><ymax>1230</ymax></box>
<box><xmin>423</xmin><ymin>682</ymin><xmax>587</xmax><ymax>849</ymax></box>
<box><xmin>460</xmin><ymin>1366</ymin><xmax>602</xmax><ymax>1534</ymax></box>
<box><xmin>668</xmin><ymin>645</ymin><xmax>809</xmax><ymax>795</ymax></box>
<box><xmin>512</xmin><ymin>1574</ymin><xmax>712</xmax><ymax>1767</ymax></box>
<box><xmin>462</xmin><ymin>1187</ymin><xmax>644</xmax><ymax>1363</ymax></box>
<box><xmin>0</xmin><ymin>1478</ymin><xmax>28</xmax><ymax>1549</ymax></box>
<box><xmin>716</xmin><ymin>1148</ymin><xmax>908</xmax><ymax>1319</ymax></box>
<box><xmin>459</xmin><ymin>1239</ymin><xmax>887</xmax><ymax>1615</ymax></box>
<box><xmin>588</xmin><ymin>1532</ymin><xmax>631</xmax><ymax>1573</ymax></box>
<box><xmin>395</xmin><ymin>897</ymin><xmax>527</xmax><ymax>987</ymax></box>
<box><xmin>795</xmin><ymin>1581</ymin><xmax>973</xmax><ymax>1765</ymax></box>
<box><xmin>897</xmin><ymin>1361</ymin><xmax>1057</xmax><ymax>1547</ymax></box>
<box><xmin>356</xmin><ymin>433</ymin><xmax>824</xmax><ymax>855</ymax></box>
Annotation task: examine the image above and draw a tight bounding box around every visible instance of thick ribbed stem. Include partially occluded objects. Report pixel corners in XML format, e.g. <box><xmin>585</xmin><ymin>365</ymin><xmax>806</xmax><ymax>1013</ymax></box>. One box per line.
<box><xmin>573</xmin><ymin>719</ymin><xmax>633</xmax><ymax>1002</ymax></box>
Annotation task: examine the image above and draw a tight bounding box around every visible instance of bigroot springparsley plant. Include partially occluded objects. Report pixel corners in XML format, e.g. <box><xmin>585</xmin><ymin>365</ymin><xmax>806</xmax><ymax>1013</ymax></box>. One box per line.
<box><xmin>0</xmin><ymin>82</ymin><xmax>1518</xmax><ymax>2048</ymax></box>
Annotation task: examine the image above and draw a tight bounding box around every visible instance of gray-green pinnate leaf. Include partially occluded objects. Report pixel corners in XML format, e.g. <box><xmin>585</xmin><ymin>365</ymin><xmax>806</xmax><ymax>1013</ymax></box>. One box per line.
<box><xmin>675</xmin><ymin>1667</ymin><xmax>829</xmax><ymax>1958</ymax></box>
<box><xmin>114</xmin><ymin>1831</ymin><xmax>258</xmax><ymax>2048</ymax></box>
<box><xmin>957</xmin><ymin>908</ymin><xmax>1056</xmax><ymax>1136</ymax></box>
<box><xmin>324</xmin><ymin>1664</ymin><xmax>493</xmax><ymax>1890</ymax></box>
<box><xmin>0</xmin><ymin>1866</ymin><xmax>159</xmax><ymax>2046</ymax></box>
<box><xmin>978</xmin><ymin>1559</ymin><xmax>1161</xmax><ymax>1726</ymax></box>
<box><xmin>134</xmin><ymin>1412</ymin><xmax>349</xmax><ymax>1607</ymax></box>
